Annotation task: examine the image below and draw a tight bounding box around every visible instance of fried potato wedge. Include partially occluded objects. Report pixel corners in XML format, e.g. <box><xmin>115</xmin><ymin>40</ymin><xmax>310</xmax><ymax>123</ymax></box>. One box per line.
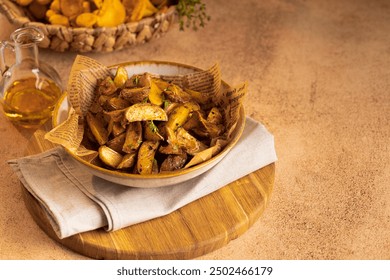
<box><xmin>98</xmin><ymin>76</ymin><xmax>117</xmax><ymax>96</ymax></box>
<box><xmin>164</xmin><ymin>84</ymin><xmax>192</xmax><ymax>103</ymax></box>
<box><xmin>153</xmin><ymin>78</ymin><xmax>170</xmax><ymax>91</ymax></box>
<box><xmin>103</xmin><ymin>108</ymin><xmax>126</xmax><ymax>123</ymax></box>
<box><xmin>120</xmin><ymin>87</ymin><xmax>149</xmax><ymax>104</ymax></box>
<box><xmin>160</xmin><ymin>153</ymin><xmax>188</xmax><ymax>172</ymax></box>
<box><xmin>86</xmin><ymin>111</ymin><xmax>109</xmax><ymax>145</ymax></box>
<box><xmin>111</xmin><ymin>122</ymin><xmax>126</xmax><ymax>136</ymax></box>
<box><xmin>166</xmin><ymin>101</ymin><xmax>200</xmax><ymax>131</ymax></box>
<box><xmin>184</xmin><ymin>88</ymin><xmax>211</xmax><ymax>105</ymax></box>
<box><xmin>113</xmin><ymin>66</ymin><xmax>128</xmax><ymax>88</ymax></box>
<box><xmin>105</xmin><ymin>97</ymin><xmax>130</xmax><ymax>111</ymax></box>
<box><xmin>158</xmin><ymin>143</ymin><xmax>184</xmax><ymax>155</ymax></box>
<box><xmin>98</xmin><ymin>145</ymin><xmax>123</xmax><ymax>168</ymax></box>
<box><xmin>148</xmin><ymin>79</ymin><xmax>164</xmax><ymax>106</ymax></box>
<box><xmin>122</xmin><ymin>121</ymin><xmax>143</xmax><ymax>153</ymax></box>
<box><xmin>175</xmin><ymin>127</ymin><xmax>208</xmax><ymax>155</ymax></box>
<box><xmin>163</xmin><ymin>101</ymin><xmax>179</xmax><ymax>115</ymax></box>
<box><xmin>136</xmin><ymin>141</ymin><xmax>160</xmax><ymax>174</ymax></box>
<box><xmin>106</xmin><ymin>132</ymin><xmax>126</xmax><ymax>153</ymax></box>
<box><xmin>117</xmin><ymin>151</ymin><xmax>137</xmax><ymax>170</ymax></box>
<box><xmin>143</xmin><ymin>121</ymin><xmax>164</xmax><ymax>141</ymax></box>
<box><xmin>124</xmin><ymin>73</ymin><xmax>151</xmax><ymax>88</ymax></box>
<box><xmin>166</xmin><ymin>104</ymin><xmax>191</xmax><ymax>132</ymax></box>
<box><xmin>125</xmin><ymin>103</ymin><xmax>168</xmax><ymax>122</ymax></box>
<box><xmin>185</xmin><ymin>110</ymin><xmax>225</xmax><ymax>138</ymax></box>
<box><xmin>89</xmin><ymin>97</ymin><xmax>104</xmax><ymax>114</ymax></box>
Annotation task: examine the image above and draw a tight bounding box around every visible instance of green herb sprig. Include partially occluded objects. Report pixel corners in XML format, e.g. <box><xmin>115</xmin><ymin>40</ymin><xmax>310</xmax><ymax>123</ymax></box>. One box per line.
<box><xmin>176</xmin><ymin>0</ymin><xmax>211</xmax><ymax>31</ymax></box>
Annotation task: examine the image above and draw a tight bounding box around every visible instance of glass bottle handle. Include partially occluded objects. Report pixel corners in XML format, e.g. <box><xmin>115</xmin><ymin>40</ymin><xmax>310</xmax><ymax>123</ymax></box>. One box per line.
<box><xmin>0</xmin><ymin>41</ymin><xmax>14</xmax><ymax>75</ymax></box>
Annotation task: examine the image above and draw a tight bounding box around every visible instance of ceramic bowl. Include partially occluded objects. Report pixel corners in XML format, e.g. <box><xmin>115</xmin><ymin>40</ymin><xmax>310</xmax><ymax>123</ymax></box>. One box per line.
<box><xmin>52</xmin><ymin>61</ymin><xmax>245</xmax><ymax>188</ymax></box>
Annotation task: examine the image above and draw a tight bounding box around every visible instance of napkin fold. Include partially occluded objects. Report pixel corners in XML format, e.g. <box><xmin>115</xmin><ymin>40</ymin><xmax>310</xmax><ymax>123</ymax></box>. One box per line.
<box><xmin>8</xmin><ymin>117</ymin><xmax>277</xmax><ymax>239</ymax></box>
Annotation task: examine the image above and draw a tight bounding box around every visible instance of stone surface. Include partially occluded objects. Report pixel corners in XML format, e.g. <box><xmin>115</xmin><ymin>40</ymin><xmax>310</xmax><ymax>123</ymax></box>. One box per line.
<box><xmin>0</xmin><ymin>0</ymin><xmax>389</xmax><ymax>259</ymax></box>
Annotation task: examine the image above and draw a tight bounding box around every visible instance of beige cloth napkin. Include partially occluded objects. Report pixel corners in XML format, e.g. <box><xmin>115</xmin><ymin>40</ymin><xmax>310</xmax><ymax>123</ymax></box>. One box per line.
<box><xmin>8</xmin><ymin>117</ymin><xmax>277</xmax><ymax>239</ymax></box>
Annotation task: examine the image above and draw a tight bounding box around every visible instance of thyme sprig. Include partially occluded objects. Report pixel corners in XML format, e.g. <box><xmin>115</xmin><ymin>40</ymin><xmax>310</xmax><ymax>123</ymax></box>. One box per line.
<box><xmin>176</xmin><ymin>0</ymin><xmax>211</xmax><ymax>31</ymax></box>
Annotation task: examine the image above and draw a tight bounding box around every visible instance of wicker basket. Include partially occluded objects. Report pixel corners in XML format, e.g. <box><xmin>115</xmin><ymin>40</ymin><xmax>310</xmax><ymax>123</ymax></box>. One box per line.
<box><xmin>0</xmin><ymin>0</ymin><xmax>178</xmax><ymax>52</ymax></box>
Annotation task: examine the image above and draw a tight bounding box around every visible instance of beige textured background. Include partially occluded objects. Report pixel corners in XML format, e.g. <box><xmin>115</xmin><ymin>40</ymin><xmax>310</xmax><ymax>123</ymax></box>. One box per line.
<box><xmin>0</xmin><ymin>0</ymin><xmax>389</xmax><ymax>259</ymax></box>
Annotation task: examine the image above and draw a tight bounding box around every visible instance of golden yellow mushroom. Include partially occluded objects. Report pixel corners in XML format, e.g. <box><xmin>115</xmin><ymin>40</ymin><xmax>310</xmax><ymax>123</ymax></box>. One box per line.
<box><xmin>14</xmin><ymin>0</ymin><xmax>33</xmax><ymax>6</ymax></box>
<box><xmin>60</xmin><ymin>0</ymin><xmax>84</xmax><ymax>18</ymax></box>
<box><xmin>35</xmin><ymin>0</ymin><xmax>52</xmax><ymax>5</ymax></box>
<box><xmin>47</xmin><ymin>13</ymin><xmax>70</xmax><ymax>26</ymax></box>
<box><xmin>130</xmin><ymin>0</ymin><xmax>158</xmax><ymax>22</ymax></box>
<box><xmin>76</xmin><ymin>13</ymin><xmax>98</xmax><ymax>28</ymax></box>
<box><xmin>95</xmin><ymin>0</ymin><xmax>126</xmax><ymax>27</ymax></box>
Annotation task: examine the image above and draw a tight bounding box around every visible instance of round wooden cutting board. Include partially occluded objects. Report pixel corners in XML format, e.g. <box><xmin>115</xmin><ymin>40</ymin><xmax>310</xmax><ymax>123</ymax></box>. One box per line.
<box><xmin>22</xmin><ymin>128</ymin><xmax>275</xmax><ymax>260</ymax></box>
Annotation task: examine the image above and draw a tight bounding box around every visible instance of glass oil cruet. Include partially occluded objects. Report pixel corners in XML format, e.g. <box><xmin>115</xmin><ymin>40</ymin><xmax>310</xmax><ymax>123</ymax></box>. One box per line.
<box><xmin>0</xmin><ymin>26</ymin><xmax>63</xmax><ymax>128</ymax></box>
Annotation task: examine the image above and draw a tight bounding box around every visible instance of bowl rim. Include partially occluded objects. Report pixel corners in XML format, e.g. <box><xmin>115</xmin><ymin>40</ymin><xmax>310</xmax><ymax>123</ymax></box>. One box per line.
<box><xmin>52</xmin><ymin>60</ymin><xmax>246</xmax><ymax>181</ymax></box>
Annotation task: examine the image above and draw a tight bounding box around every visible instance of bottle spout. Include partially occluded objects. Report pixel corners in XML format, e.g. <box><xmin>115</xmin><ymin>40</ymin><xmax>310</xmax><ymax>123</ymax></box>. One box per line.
<box><xmin>10</xmin><ymin>26</ymin><xmax>44</xmax><ymax>46</ymax></box>
<box><xmin>10</xmin><ymin>27</ymin><xmax>44</xmax><ymax>70</ymax></box>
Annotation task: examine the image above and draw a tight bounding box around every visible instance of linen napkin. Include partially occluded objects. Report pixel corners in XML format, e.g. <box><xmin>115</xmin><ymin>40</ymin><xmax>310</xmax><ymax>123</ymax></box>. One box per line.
<box><xmin>8</xmin><ymin>117</ymin><xmax>277</xmax><ymax>239</ymax></box>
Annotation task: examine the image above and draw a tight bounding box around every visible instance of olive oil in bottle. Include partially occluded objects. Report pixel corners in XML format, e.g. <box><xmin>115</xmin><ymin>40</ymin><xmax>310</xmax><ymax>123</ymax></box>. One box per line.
<box><xmin>0</xmin><ymin>26</ymin><xmax>63</xmax><ymax>128</ymax></box>
<box><xmin>2</xmin><ymin>77</ymin><xmax>62</xmax><ymax>127</ymax></box>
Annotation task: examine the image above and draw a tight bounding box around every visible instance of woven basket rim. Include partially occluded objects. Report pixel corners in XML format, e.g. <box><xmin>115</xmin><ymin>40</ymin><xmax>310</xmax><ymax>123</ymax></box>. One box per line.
<box><xmin>0</xmin><ymin>0</ymin><xmax>177</xmax><ymax>33</ymax></box>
